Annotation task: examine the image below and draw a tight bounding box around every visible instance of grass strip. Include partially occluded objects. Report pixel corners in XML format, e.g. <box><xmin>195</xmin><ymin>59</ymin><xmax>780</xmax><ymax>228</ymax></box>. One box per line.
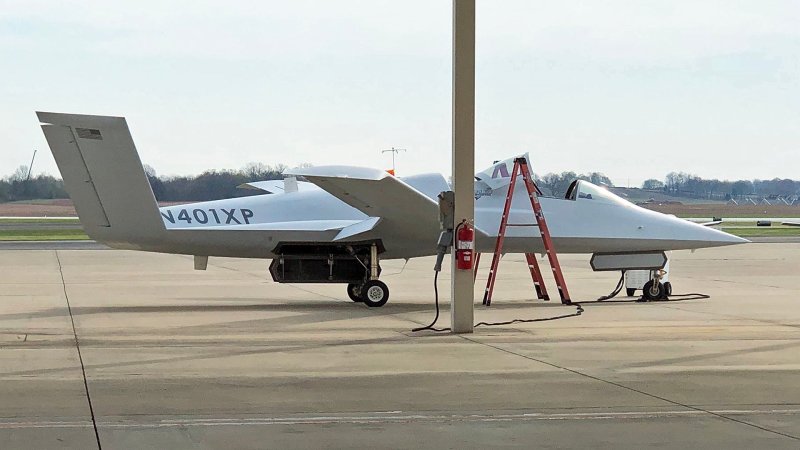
<box><xmin>0</xmin><ymin>229</ymin><xmax>90</xmax><ymax>241</ymax></box>
<box><xmin>0</xmin><ymin>218</ymin><xmax>80</xmax><ymax>224</ymax></box>
<box><xmin>721</xmin><ymin>227</ymin><xmax>800</xmax><ymax>237</ymax></box>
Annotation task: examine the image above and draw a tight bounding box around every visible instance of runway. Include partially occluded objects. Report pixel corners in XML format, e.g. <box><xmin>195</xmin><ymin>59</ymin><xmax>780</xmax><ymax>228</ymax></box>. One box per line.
<box><xmin>0</xmin><ymin>244</ymin><xmax>799</xmax><ymax>448</ymax></box>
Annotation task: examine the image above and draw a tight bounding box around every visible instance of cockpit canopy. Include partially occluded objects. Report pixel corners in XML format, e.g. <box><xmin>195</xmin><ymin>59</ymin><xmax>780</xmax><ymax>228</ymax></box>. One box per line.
<box><xmin>564</xmin><ymin>180</ymin><xmax>632</xmax><ymax>207</ymax></box>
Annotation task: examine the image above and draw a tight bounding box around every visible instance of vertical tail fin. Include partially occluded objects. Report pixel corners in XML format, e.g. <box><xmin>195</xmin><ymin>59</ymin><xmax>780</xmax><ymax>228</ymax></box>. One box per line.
<box><xmin>37</xmin><ymin>112</ymin><xmax>165</xmax><ymax>249</ymax></box>
<box><xmin>475</xmin><ymin>153</ymin><xmax>533</xmax><ymax>190</ymax></box>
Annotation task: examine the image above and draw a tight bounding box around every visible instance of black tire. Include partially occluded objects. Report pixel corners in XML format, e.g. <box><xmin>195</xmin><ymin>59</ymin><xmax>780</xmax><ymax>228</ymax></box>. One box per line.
<box><xmin>347</xmin><ymin>283</ymin><xmax>364</xmax><ymax>302</ymax></box>
<box><xmin>663</xmin><ymin>282</ymin><xmax>672</xmax><ymax>297</ymax></box>
<box><xmin>626</xmin><ymin>288</ymin><xmax>637</xmax><ymax>297</ymax></box>
<box><xmin>642</xmin><ymin>280</ymin><xmax>666</xmax><ymax>301</ymax></box>
<box><xmin>361</xmin><ymin>280</ymin><xmax>389</xmax><ymax>307</ymax></box>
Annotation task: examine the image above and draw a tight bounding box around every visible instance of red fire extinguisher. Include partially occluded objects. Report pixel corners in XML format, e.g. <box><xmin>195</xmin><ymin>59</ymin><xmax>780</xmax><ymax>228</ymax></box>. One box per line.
<box><xmin>456</xmin><ymin>220</ymin><xmax>474</xmax><ymax>270</ymax></box>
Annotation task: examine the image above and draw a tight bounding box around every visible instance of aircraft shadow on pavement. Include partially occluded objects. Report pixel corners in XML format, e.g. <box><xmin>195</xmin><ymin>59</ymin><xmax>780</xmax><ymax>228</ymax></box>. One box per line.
<box><xmin>0</xmin><ymin>301</ymin><xmax>432</xmax><ymax>322</ymax></box>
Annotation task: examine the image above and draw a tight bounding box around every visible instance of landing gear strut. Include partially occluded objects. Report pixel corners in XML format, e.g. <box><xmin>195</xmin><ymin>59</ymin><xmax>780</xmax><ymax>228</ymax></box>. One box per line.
<box><xmin>345</xmin><ymin>244</ymin><xmax>390</xmax><ymax>307</ymax></box>
<box><xmin>640</xmin><ymin>269</ymin><xmax>670</xmax><ymax>301</ymax></box>
<box><xmin>641</xmin><ymin>280</ymin><xmax>666</xmax><ymax>300</ymax></box>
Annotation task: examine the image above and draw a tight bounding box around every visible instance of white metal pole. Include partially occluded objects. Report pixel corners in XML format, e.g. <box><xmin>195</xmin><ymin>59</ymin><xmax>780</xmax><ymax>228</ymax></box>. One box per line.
<box><xmin>451</xmin><ymin>0</ymin><xmax>475</xmax><ymax>333</ymax></box>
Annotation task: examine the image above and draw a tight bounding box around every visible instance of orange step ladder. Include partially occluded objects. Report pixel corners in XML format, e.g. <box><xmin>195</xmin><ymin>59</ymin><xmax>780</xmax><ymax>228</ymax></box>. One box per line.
<box><xmin>475</xmin><ymin>253</ymin><xmax>549</xmax><ymax>301</ymax></box>
<box><xmin>481</xmin><ymin>157</ymin><xmax>572</xmax><ymax>306</ymax></box>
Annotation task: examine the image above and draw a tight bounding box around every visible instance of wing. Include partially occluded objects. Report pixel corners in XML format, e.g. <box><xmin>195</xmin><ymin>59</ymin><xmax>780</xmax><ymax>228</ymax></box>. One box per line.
<box><xmin>285</xmin><ymin>166</ymin><xmax>490</xmax><ymax>256</ymax></box>
<box><xmin>285</xmin><ymin>166</ymin><xmax>440</xmax><ymax>239</ymax></box>
<box><xmin>290</xmin><ymin>166</ymin><xmax>439</xmax><ymax>229</ymax></box>
<box><xmin>237</xmin><ymin>179</ymin><xmax>318</xmax><ymax>194</ymax></box>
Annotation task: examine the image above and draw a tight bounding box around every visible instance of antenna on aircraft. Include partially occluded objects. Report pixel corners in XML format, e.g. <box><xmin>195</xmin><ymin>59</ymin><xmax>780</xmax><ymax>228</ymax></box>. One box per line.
<box><xmin>381</xmin><ymin>147</ymin><xmax>406</xmax><ymax>175</ymax></box>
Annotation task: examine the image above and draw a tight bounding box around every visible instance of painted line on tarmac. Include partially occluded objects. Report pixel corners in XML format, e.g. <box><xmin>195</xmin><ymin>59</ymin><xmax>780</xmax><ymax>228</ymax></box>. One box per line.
<box><xmin>0</xmin><ymin>420</ymin><xmax>94</xmax><ymax>429</ymax></box>
<box><xmin>3</xmin><ymin>408</ymin><xmax>800</xmax><ymax>429</ymax></box>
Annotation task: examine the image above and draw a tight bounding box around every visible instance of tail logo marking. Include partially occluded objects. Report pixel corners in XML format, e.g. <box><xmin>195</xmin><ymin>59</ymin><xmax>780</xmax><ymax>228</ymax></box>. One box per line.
<box><xmin>75</xmin><ymin>128</ymin><xmax>103</xmax><ymax>140</ymax></box>
<box><xmin>161</xmin><ymin>208</ymin><xmax>254</xmax><ymax>225</ymax></box>
<box><xmin>491</xmin><ymin>163</ymin><xmax>510</xmax><ymax>179</ymax></box>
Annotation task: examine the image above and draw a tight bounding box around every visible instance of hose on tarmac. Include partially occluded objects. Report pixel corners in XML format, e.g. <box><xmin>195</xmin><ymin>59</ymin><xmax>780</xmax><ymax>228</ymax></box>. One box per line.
<box><xmin>411</xmin><ymin>271</ymin><xmax>451</xmax><ymax>332</ymax></box>
<box><xmin>597</xmin><ymin>270</ymin><xmax>626</xmax><ymax>301</ymax></box>
<box><xmin>412</xmin><ymin>270</ymin><xmax>584</xmax><ymax>333</ymax></box>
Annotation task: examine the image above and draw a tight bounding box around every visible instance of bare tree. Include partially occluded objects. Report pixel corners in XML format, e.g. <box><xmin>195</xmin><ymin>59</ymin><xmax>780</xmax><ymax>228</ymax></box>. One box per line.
<box><xmin>10</xmin><ymin>165</ymin><xmax>28</xmax><ymax>182</ymax></box>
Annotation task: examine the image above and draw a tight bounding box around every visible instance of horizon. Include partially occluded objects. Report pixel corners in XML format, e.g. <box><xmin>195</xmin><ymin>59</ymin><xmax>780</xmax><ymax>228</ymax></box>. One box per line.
<box><xmin>4</xmin><ymin>161</ymin><xmax>800</xmax><ymax>188</ymax></box>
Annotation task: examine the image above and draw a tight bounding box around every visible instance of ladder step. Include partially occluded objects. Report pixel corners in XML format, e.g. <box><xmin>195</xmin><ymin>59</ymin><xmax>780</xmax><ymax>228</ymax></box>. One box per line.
<box><xmin>506</xmin><ymin>223</ymin><xmax>538</xmax><ymax>227</ymax></box>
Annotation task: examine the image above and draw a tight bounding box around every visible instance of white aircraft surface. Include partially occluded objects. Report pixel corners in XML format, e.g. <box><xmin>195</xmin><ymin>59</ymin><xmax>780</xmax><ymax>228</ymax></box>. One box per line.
<box><xmin>37</xmin><ymin>112</ymin><xmax>748</xmax><ymax>306</ymax></box>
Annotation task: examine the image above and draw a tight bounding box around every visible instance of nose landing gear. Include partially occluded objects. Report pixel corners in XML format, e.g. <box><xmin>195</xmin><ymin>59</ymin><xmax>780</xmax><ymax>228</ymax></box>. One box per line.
<box><xmin>639</xmin><ymin>269</ymin><xmax>671</xmax><ymax>301</ymax></box>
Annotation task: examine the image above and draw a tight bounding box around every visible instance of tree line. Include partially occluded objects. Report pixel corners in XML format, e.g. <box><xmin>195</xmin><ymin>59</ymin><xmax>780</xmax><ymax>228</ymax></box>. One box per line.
<box><xmin>641</xmin><ymin>172</ymin><xmax>800</xmax><ymax>200</ymax></box>
<box><xmin>0</xmin><ymin>162</ymin><xmax>287</xmax><ymax>203</ymax></box>
<box><xmin>144</xmin><ymin>162</ymin><xmax>288</xmax><ymax>202</ymax></box>
<box><xmin>2</xmin><ymin>163</ymin><xmax>799</xmax><ymax>203</ymax></box>
<box><xmin>0</xmin><ymin>165</ymin><xmax>68</xmax><ymax>202</ymax></box>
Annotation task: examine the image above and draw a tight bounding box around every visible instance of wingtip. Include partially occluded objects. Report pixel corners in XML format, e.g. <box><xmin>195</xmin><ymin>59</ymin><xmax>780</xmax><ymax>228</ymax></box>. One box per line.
<box><xmin>34</xmin><ymin>111</ymin><xmax>127</xmax><ymax>127</ymax></box>
<box><xmin>285</xmin><ymin>165</ymin><xmax>389</xmax><ymax>181</ymax></box>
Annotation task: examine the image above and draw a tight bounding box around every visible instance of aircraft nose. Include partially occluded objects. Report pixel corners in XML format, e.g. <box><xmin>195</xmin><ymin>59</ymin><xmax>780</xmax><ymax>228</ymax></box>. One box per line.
<box><xmin>631</xmin><ymin>207</ymin><xmax>750</xmax><ymax>250</ymax></box>
<box><xmin>682</xmin><ymin>220</ymin><xmax>750</xmax><ymax>247</ymax></box>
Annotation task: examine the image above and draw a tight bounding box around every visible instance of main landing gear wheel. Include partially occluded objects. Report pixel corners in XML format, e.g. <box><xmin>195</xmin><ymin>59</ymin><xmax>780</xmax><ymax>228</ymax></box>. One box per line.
<box><xmin>663</xmin><ymin>282</ymin><xmax>673</xmax><ymax>297</ymax></box>
<box><xmin>642</xmin><ymin>280</ymin><xmax>667</xmax><ymax>301</ymax></box>
<box><xmin>347</xmin><ymin>283</ymin><xmax>364</xmax><ymax>302</ymax></box>
<box><xmin>626</xmin><ymin>288</ymin><xmax>637</xmax><ymax>297</ymax></box>
<box><xmin>361</xmin><ymin>280</ymin><xmax>389</xmax><ymax>308</ymax></box>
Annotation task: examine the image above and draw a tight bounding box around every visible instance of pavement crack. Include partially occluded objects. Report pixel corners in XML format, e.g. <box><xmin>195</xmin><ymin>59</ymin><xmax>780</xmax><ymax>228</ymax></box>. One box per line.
<box><xmin>655</xmin><ymin>303</ymin><xmax>800</xmax><ymax>330</ymax></box>
<box><xmin>55</xmin><ymin>250</ymin><xmax>103</xmax><ymax>450</ymax></box>
<box><xmin>458</xmin><ymin>334</ymin><xmax>800</xmax><ymax>442</ymax></box>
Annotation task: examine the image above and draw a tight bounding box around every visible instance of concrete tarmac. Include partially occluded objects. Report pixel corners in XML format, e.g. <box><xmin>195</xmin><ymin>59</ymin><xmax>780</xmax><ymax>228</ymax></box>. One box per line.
<box><xmin>0</xmin><ymin>244</ymin><xmax>799</xmax><ymax>449</ymax></box>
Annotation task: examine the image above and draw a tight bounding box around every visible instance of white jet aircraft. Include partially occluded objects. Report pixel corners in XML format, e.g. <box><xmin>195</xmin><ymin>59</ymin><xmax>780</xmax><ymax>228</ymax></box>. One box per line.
<box><xmin>38</xmin><ymin>112</ymin><xmax>748</xmax><ymax>306</ymax></box>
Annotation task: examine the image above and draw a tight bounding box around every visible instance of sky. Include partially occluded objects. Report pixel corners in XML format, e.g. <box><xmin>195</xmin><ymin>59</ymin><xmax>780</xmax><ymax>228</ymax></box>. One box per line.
<box><xmin>1</xmin><ymin>0</ymin><xmax>798</xmax><ymax>187</ymax></box>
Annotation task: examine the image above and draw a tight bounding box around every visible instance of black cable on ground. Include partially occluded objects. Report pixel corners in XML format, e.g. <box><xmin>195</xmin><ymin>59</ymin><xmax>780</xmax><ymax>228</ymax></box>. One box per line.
<box><xmin>412</xmin><ymin>270</ymin><xmax>584</xmax><ymax>332</ymax></box>
<box><xmin>411</xmin><ymin>271</ymin><xmax>451</xmax><ymax>332</ymax></box>
<box><xmin>474</xmin><ymin>304</ymin><xmax>583</xmax><ymax>328</ymax></box>
<box><xmin>411</xmin><ymin>265</ymin><xmax>706</xmax><ymax>332</ymax></box>
<box><xmin>594</xmin><ymin>270</ymin><xmax>710</xmax><ymax>303</ymax></box>
<box><xmin>661</xmin><ymin>293</ymin><xmax>711</xmax><ymax>300</ymax></box>
<box><xmin>597</xmin><ymin>270</ymin><xmax>625</xmax><ymax>301</ymax></box>
<box><xmin>55</xmin><ymin>251</ymin><xmax>102</xmax><ymax>450</ymax></box>
<box><xmin>578</xmin><ymin>292</ymin><xmax>711</xmax><ymax>305</ymax></box>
